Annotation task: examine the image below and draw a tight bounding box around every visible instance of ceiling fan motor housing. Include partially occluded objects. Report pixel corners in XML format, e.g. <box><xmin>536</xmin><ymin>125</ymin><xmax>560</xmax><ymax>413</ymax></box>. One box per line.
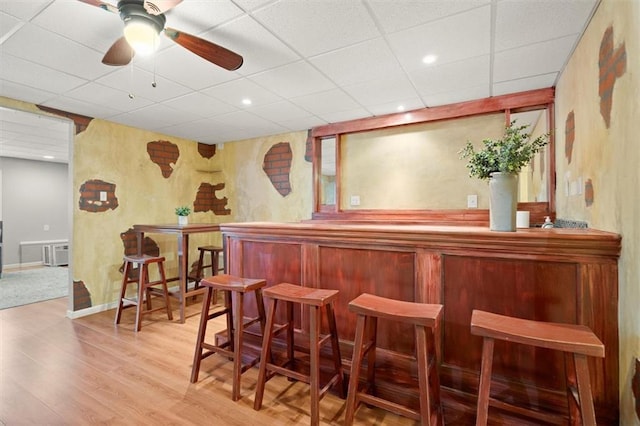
<box><xmin>118</xmin><ymin>0</ymin><xmax>166</xmax><ymax>34</ymax></box>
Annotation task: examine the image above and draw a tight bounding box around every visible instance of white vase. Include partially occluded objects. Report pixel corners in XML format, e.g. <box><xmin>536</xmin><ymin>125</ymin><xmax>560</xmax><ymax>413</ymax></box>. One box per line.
<box><xmin>178</xmin><ymin>215</ymin><xmax>188</xmax><ymax>226</ymax></box>
<box><xmin>489</xmin><ymin>172</ymin><xmax>518</xmax><ymax>232</ymax></box>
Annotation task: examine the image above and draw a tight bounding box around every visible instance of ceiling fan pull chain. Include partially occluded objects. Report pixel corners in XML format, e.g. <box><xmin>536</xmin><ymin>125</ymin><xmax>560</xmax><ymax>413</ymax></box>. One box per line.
<box><xmin>128</xmin><ymin>61</ymin><xmax>135</xmax><ymax>99</ymax></box>
<box><xmin>152</xmin><ymin>56</ymin><xmax>157</xmax><ymax>88</ymax></box>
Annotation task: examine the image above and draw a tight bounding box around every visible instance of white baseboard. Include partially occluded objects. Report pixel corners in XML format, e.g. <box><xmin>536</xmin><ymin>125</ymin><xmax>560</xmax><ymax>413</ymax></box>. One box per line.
<box><xmin>3</xmin><ymin>261</ymin><xmax>44</xmax><ymax>270</ymax></box>
<box><xmin>67</xmin><ymin>301</ymin><xmax>118</xmax><ymax>319</ymax></box>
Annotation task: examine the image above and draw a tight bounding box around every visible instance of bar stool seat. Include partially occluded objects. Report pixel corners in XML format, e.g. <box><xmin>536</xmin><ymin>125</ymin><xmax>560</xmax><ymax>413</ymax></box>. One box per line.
<box><xmin>344</xmin><ymin>293</ymin><xmax>444</xmax><ymax>426</ymax></box>
<box><xmin>253</xmin><ymin>283</ymin><xmax>345</xmax><ymax>426</ymax></box>
<box><xmin>470</xmin><ymin>309</ymin><xmax>605</xmax><ymax>425</ymax></box>
<box><xmin>115</xmin><ymin>254</ymin><xmax>173</xmax><ymax>332</ymax></box>
<box><xmin>190</xmin><ymin>274</ymin><xmax>267</xmax><ymax>401</ymax></box>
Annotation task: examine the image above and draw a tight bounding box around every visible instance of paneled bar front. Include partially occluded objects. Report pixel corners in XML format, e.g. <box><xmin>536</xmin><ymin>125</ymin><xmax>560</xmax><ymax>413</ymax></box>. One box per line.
<box><xmin>220</xmin><ymin>221</ymin><xmax>620</xmax><ymax>424</ymax></box>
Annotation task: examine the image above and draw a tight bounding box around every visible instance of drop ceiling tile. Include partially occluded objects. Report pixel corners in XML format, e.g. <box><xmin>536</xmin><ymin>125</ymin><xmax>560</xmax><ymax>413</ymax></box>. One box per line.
<box><xmin>249</xmin><ymin>61</ymin><xmax>335</xmax><ymax>99</ymax></box>
<box><xmin>157</xmin><ymin>117</ymin><xmax>229</xmax><ymax>142</ymax></box>
<box><xmin>34</xmin><ymin>0</ymin><xmax>123</xmax><ymax>52</ymax></box>
<box><xmin>366</xmin><ymin>0</ymin><xmax>490</xmax><ymax>34</ymax></box>
<box><xmin>319</xmin><ymin>107</ymin><xmax>372</xmax><ymax>124</ymax></box>
<box><xmin>495</xmin><ymin>0</ymin><xmax>597</xmax><ymax>51</ymax></box>
<box><xmin>40</xmin><ymin>95</ymin><xmax>121</xmax><ymax>120</ymax></box>
<box><xmin>134</xmin><ymin>44</ymin><xmax>239</xmax><ymax>90</ymax></box>
<box><xmin>249</xmin><ymin>100</ymin><xmax>314</xmax><ymax>123</ymax></box>
<box><xmin>0</xmin><ymin>80</ymin><xmax>58</xmax><ymax>105</ymax></box>
<box><xmin>423</xmin><ymin>84</ymin><xmax>490</xmax><ymax>107</ymax></box>
<box><xmin>0</xmin><ymin>0</ymin><xmax>49</xmax><ymax>20</ymax></box>
<box><xmin>276</xmin><ymin>116</ymin><xmax>327</xmax><ymax>132</ymax></box>
<box><xmin>1</xmin><ymin>23</ymin><xmax>111</xmax><ymax>80</ymax></box>
<box><xmin>493</xmin><ymin>35</ymin><xmax>576</xmax><ymax>82</ymax></box>
<box><xmin>164</xmin><ymin>0</ymin><xmax>244</xmax><ymax>34</ymax></box>
<box><xmin>232</xmin><ymin>0</ymin><xmax>273</xmax><ymax>12</ymax></box>
<box><xmin>65</xmin><ymin>82</ymin><xmax>154</xmax><ymax>113</ymax></box>
<box><xmin>387</xmin><ymin>5</ymin><xmax>491</xmax><ymax>72</ymax></box>
<box><xmin>202</xmin><ymin>78</ymin><xmax>282</xmax><ymax>107</ymax></box>
<box><xmin>342</xmin><ymin>75</ymin><xmax>418</xmax><ymax>108</ymax></box>
<box><xmin>366</xmin><ymin>96</ymin><xmax>426</xmax><ymax>116</ymax></box>
<box><xmin>290</xmin><ymin>88</ymin><xmax>362</xmax><ymax>116</ymax></box>
<box><xmin>96</xmin><ymin>66</ymin><xmax>192</xmax><ymax>102</ymax></box>
<box><xmin>309</xmin><ymin>38</ymin><xmax>405</xmax><ymax>87</ymax></box>
<box><xmin>252</xmin><ymin>1</ymin><xmax>380</xmax><ymax>57</ymax></box>
<box><xmin>410</xmin><ymin>55</ymin><xmax>490</xmax><ymax>98</ymax></box>
<box><xmin>111</xmin><ymin>102</ymin><xmax>197</xmax><ymax>129</ymax></box>
<box><xmin>492</xmin><ymin>72</ymin><xmax>558</xmax><ymax>97</ymax></box>
<box><xmin>1</xmin><ymin>54</ymin><xmax>88</xmax><ymax>94</ymax></box>
<box><xmin>162</xmin><ymin>91</ymin><xmax>238</xmax><ymax>118</ymax></box>
<box><xmin>0</xmin><ymin>11</ymin><xmax>22</xmax><ymax>40</ymax></box>
<box><xmin>200</xmin><ymin>15</ymin><xmax>301</xmax><ymax>77</ymax></box>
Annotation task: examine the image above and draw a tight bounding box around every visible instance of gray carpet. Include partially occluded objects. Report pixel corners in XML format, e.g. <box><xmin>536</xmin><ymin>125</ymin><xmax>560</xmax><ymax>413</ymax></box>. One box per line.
<box><xmin>0</xmin><ymin>267</ymin><xmax>69</xmax><ymax>309</ymax></box>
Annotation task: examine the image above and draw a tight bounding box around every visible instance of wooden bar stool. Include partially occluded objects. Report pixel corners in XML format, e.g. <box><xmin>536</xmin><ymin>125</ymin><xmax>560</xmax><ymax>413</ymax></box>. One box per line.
<box><xmin>253</xmin><ymin>283</ymin><xmax>345</xmax><ymax>426</ymax></box>
<box><xmin>115</xmin><ymin>254</ymin><xmax>173</xmax><ymax>332</ymax></box>
<box><xmin>193</xmin><ymin>245</ymin><xmax>225</xmax><ymax>285</ymax></box>
<box><xmin>190</xmin><ymin>245</ymin><xmax>224</xmax><ymax>300</ymax></box>
<box><xmin>344</xmin><ymin>293</ymin><xmax>444</xmax><ymax>426</ymax></box>
<box><xmin>470</xmin><ymin>309</ymin><xmax>605</xmax><ymax>425</ymax></box>
<box><xmin>191</xmin><ymin>274</ymin><xmax>267</xmax><ymax>401</ymax></box>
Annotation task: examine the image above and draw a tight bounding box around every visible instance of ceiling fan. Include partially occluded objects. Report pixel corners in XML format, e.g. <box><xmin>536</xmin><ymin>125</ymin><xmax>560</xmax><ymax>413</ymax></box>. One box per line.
<box><xmin>78</xmin><ymin>0</ymin><xmax>243</xmax><ymax>71</ymax></box>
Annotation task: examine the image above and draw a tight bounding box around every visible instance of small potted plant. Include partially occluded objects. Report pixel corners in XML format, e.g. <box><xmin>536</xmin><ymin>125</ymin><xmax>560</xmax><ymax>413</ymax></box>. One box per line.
<box><xmin>175</xmin><ymin>206</ymin><xmax>191</xmax><ymax>226</ymax></box>
<box><xmin>459</xmin><ymin>120</ymin><xmax>549</xmax><ymax>231</ymax></box>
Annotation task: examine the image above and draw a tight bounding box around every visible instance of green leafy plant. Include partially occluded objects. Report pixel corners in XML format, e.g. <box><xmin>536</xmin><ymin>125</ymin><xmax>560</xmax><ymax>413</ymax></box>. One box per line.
<box><xmin>459</xmin><ymin>120</ymin><xmax>549</xmax><ymax>180</ymax></box>
<box><xmin>175</xmin><ymin>206</ymin><xmax>191</xmax><ymax>216</ymax></box>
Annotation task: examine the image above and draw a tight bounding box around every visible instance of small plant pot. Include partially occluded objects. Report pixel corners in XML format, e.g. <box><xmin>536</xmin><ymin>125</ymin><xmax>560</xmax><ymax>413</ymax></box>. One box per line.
<box><xmin>178</xmin><ymin>216</ymin><xmax>188</xmax><ymax>226</ymax></box>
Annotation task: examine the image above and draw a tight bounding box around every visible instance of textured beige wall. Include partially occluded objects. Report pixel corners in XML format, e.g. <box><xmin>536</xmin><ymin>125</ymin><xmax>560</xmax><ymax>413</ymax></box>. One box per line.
<box><xmin>555</xmin><ymin>0</ymin><xmax>639</xmax><ymax>422</ymax></box>
<box><xmin>72</xmin><ymin>122</ymin><xmax>311</xmax><ymax>307</ymax></box>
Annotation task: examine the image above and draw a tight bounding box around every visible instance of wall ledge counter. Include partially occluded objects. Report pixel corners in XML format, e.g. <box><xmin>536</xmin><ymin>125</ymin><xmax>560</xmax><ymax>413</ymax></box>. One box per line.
<box><xmin>220</xmin><ymin>221</ymin><xmax>620</xmax><ymax>261</ymax></box>
<box><xmin>221</xmin><ymin>221</ymin><xmax>620</xmax><ymax>424</ymax></box>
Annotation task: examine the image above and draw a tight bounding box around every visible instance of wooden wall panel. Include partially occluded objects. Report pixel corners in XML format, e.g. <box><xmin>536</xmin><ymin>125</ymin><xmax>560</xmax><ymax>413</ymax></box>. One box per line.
<box><xmin>442</xmin><ymin>255</ymin><xmax>578</xmax><ymax>391</ymax></box>
<box><xmin>317</xmin><ymin>246</ymin><xmax>415</xmax><ymax>352</ymax></box>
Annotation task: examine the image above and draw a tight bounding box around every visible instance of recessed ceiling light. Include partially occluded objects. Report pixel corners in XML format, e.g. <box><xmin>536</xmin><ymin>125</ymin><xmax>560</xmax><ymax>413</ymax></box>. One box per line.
<box><xmin>397</xmin><ymin>105</ymin><xmax>405</xmax><ymax>112</ymax></box>
<box><xmin>43</xmin><ymin>155</ymin><xmax>54</xmax><ymax>159</ymax></box>
<box><xmin>422</xmin><ymin>54</ymin><xmax>438</xmax><ymax>65</ymax></box>
<box><xmin>242</xmin><ymin>98</ymin><xmax>252</xmax><ymax>106</ymax></box>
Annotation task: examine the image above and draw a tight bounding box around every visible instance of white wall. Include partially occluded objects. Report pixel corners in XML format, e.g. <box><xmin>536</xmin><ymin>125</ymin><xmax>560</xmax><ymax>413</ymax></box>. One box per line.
<box><xmin>0</xmin><ymin>157</ymin><xmax>69</xmax><ymax>266</ymax></box>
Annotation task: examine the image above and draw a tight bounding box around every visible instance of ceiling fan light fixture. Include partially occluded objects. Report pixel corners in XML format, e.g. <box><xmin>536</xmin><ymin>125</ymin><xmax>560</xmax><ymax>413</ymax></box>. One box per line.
<box><xmin>124</xmin><ymin>18</ymin><xmax>161</xmax><ymax>55</ymax></box>
<box><xmin>119</xmin><ymin>1</ymin><xmax>166</xmax><ymax>56</ymax></box>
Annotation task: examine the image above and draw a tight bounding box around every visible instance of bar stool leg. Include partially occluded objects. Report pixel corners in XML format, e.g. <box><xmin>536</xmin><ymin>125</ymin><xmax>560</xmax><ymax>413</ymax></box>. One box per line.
<box><xmin>135</xmin><ymin>264</ymin><xmax>148</xmax><ymax>332</ymax></box>
<box><xmin>345</xmin><ymin>313</ymin><xmax>367</xmax><ymax>425</ymax></box>
<box><xmin>254</xmin><ymin>297</ymin><xmax>278</xmax><ymax>410</ymax></box>
<box><xmin>366</xmin><ymin>317</ymin><xmax>378</xmax><ymax>386</ymax></box>
<box><xmin>475</xmin><ymin>337</ymin><xmax>495</xmax><ymax>426</ymax></box>
<box><xmin>115</xmin><ymin>262</ymin><xmax>131</xmax><ymax>325</ymax></box>
<box><xmin>310</xmin><ymin>305</ymin><xmax>321</xmax><ymax>426</ymax></box>
<box><xmin>191</xmin><ymin>286</ymin><xmax>214</xmax><ymax>383</ymax></box>
<box><xmin>574</xmin><ymin>353</ymin><xmax>597</xmax><ymax>425</ymax></box>
<box><xmin>231</xmin><ymin>292</ymin><xmax>245</xmax><ymax>401</ymax></box>
<box><xmin>158</xmin><ymin>261</ymin><xmax>173</xmax><ymax>320</ymax></box>
<box><xmin>326</xmin><ymin>303</ymin><xmax>345</xmax><ymax>397</ymax></box>
<box><xmin>416</xmin><ymin>325</ymin><xmax>433</xmax><ymax>424</ymax></box>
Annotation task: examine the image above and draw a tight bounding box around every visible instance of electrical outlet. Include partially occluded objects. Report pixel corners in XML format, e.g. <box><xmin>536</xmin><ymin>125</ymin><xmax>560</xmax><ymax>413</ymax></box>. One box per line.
<box><xmin>350</xmin><ymin>195</ymin><xmax>361</xmax><ymax>206</ymax></box>
<box><xmin>99</xmin><ymin>191</ymin><xmax>107</xmax><ymax>201</ymax></box>
<box><xmin>467</xmin><ymin>194</ymin><xmax>478</xmax><ymax>208</ymax></box>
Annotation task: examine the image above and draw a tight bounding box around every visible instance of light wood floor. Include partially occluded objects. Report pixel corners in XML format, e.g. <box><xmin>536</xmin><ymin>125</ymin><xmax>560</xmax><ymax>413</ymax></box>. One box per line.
<box><xmin>0</xmin><ymin>296</ymin><xmax>420</xmax><ymax>425</ymax></box>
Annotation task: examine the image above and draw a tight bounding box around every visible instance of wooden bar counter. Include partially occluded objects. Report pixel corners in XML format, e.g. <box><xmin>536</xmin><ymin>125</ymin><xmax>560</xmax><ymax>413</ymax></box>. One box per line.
<box><xmin>220</xmin><ymin>221</ymin><xmax>620</xmax><ymax>424</ymax></box>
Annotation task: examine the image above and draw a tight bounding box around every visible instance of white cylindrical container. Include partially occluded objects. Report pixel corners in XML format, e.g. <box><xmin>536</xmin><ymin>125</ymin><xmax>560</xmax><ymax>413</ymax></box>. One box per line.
<box><xmin>516</xmin><ymin>211</ymin><xmax>530</xmax><ymax>228</ymax></box>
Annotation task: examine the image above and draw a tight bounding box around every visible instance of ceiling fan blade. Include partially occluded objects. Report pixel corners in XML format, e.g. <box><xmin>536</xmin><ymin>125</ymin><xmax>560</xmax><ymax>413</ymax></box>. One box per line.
<box><xmin>102</xmin><ymin>37</ymin><xmax>135</xmax><ymax>66</ymax></box>
<box><xmin>164</xmin><ymin>27</ymin><xmax>243</xmax><ymax>71</ymax></box>
<box><xmin>144</xmin><ymin>0</ymin><xmax>183</xmax><ymax>15</ymax></box>
<box><xmin>77</xmin><ymin>0</ymin><xmax>119</xmax><ymax>14</ymax></box>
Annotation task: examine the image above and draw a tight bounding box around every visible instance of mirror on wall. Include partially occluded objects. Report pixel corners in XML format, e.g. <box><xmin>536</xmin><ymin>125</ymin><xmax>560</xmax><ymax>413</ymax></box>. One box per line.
<box><xmin>336</xmin><ymin>109</ymin><xmax>549</xmax><ymax>210</ymax></box>
<box><xmin>311</xmin><ymin>88</ymin><xmax>555</xmax><ymax>221</ymax></box>
<box><xmin>319</xmin><ymin>136</ymin><xmax>336</xmax><ymax>206</ymax></box>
